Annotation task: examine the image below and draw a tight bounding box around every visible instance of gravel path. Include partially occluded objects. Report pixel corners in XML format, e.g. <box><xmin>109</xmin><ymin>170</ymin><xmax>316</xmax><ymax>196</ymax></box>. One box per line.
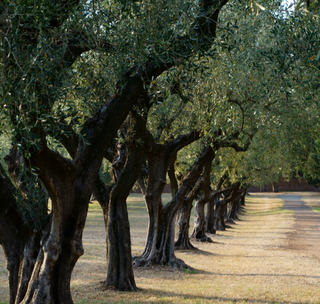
<box><xmin>279</xmin><ymin>194</ymin><xmax>320</xmax><ymax>260</ymax></box>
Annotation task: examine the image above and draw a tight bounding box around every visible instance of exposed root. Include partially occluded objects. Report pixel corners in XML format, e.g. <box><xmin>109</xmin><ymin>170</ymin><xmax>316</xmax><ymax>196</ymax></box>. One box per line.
<box><xmin>133</xmin><ymin>256</ymin><xmax>190</xmax><ymax>270</ymax></box>
<box><xmin>104</xmin><ymin>279</ymin><xmax>138</xmax><ymax>292</ymax></box>
<box><xmin>192</xmin><ymin>235</ymin><xmax>213</xmax><ymax>243</ymax></box>
<box><xmin>225</xmin><ymin>218</ymin><xmax>235</xmax><ymax>224</ymax></box>
<box><xmin>174</xmin><ymin>239</ymin><xmax>197</xmax><ymax>250</ymax></box>
<box><xmin>133</xmin><ymin>258</ymin><xmax>153</xmax><ymax>267</ymax></box>
<box><xmin>229</xmin><ymin>213</ymin><xmax>239</xmax><ymax>220</ymax></box>
<box><xmin>167</xmin><ymin>257</ymin><xmax>190</xmax><ymax>269</ymax></box>
<box><xmin>215</xmin><ymin>224</ymin><xmax>225</xmax><ymax>231</ymax></box>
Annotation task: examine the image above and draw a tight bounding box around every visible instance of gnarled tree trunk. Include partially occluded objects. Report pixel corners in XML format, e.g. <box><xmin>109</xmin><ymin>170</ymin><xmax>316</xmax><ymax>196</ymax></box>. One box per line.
<box><xmin>206</xmin><ymin>199</ymin><xmax>216</xmax><ymax>234</ymax></box>
<box><xmin>175</xmin><ymin>194</ymin><xmax>196</xmax><ymax>250</ymax></box>
<box><xmin>134</xmin><ymin>145</ymin><xmax>214</xmax><ymax>268</ymax></box>
<box><xmin>0</xmin><ymin>162</ymin><xmax>33</xmax><ymax>304</ymax></box>
<box><xmin>191</xmin><ymin>194</ymin><xmax>213</xmax><ymax>242</ymax></box>
<box><xmin>190</xmin><ymin>160</ymin><xmax>213</xmax><ymax>243</ymax></box>
<box><xmin>106</xmin><ymin>109</ymin><xmax>147</xmax><ymax>291</ymax></box>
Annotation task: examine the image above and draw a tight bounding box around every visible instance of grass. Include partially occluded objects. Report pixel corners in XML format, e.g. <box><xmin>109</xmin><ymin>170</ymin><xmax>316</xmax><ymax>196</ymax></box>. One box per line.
<box><xmin>245</xmin><ymin>204</ymin><xmax>294</xmax><ymax>215</ymax></box>
<box><xmin>183</xmin><ymin>269</ymin><xmax>200</xmax><ymax>274</ymax></box>
<box><xmin>297</xmin><ymin>192</ymin><xmax>320</xmax><ymax>213</ymax></box>
<box><xmin>1</xmin><ymin>192</ymin><xmax>320</xmax><ymax>303</ymax></box>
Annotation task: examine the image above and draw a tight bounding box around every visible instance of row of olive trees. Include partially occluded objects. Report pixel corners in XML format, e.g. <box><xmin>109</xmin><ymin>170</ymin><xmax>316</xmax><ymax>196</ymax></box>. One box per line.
<box><xmin>1</xmin><ymin>0</ymin><xmax>319</xmax><ymax>303</ymax></box>
<box><xmin>0</xmin><ymin>0</ymin><xmax>237</xmax><ymax>302</ymax></box>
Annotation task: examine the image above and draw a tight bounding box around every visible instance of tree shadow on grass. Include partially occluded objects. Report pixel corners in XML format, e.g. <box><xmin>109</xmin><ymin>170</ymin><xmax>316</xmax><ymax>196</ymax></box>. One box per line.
<box><xmin>74</xmin><ymin>285</ymin><xmax>315</xmax><ymax>304</ymax></box>
<box><xmin>139</xmin><ymin>288</ymin><xmax>316</xmax><ymax>304</ymax></box>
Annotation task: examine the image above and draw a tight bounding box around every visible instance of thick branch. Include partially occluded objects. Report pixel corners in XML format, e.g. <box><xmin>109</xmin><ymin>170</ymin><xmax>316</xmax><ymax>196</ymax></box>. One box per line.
<box><xmin>165</xmin><ymin>145</ymin><xmax>215</xmax><ymax>214</ymax></box>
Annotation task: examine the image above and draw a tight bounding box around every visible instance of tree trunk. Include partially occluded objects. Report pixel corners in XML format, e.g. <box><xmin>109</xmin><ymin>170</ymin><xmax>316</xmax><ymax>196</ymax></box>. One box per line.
<box><xmin>6</xmin><ymin>145</ymin><xmax>90</xmax><ymax>304</ymax></box>
<box><xmin>227</xmin><ymin>197</ymin><xmax>240</xmax><ymax>220</ymax></box>
<box><xmin>134</xmin><ymin>145</ymin><xmax>214</xmax><ymax>268</ymax></box>
<box><xmin>241</xmin><ymin>190</ymin><xmax>246</xmax><ymax>206</ymax></box>
<box><xmin>0</xmin><ymin>152</ymin><xmax>88</xmax><ymax>304</ymax></box>
<box><xmin>20</xmin><ymin>194</ymin><xmax>88</xmax><ymax>304</ymax></box>
<box><xmin>190</xmin><ymin>195</ymin><xmax>213</xmax><ymax>242</ymax></box>
<box><xmin>272</xmin><ymin>183</ymin><xmax>278</xmax><ymax>193</ymax></box>
<box><xmin>175</xmin><ymin>197</ymin><xmax>195</xmax><ymax>250</ymax></box>
<box><xmin>106</xmin><ymin>191</ymin><xmax>137</xmax><ymax>291</ymax></box>
<box><xmin>190</xmin><ymin>160</ymin><xmax>213</xmax><ymax>242</ymax></box>
<box><xmin>214</xmin><ymin>203</ymin><xmax>227</xmax><ymax>231</ymax></box>
<box><xmin>168</xmin><ymin>154</ymin><xmax>178</xmax><ymax>198</ymax></box>
<box><xmin>0</xmin><ymin>159</ymin><xmax>47</xmax><ymax>304</ymax></box>
<box><xmin>174</xmin><ymin>179</ymin><xmax>204</xmax><ymax>250</ymax></box>
<box><xmin>206</xmin><ymin>199</ymin><xmax>216</xmax><ymax>234</ymax></box>
<box><xmin>134</xmin><ymin>201</ymin><xmax>189</xmax><ymax>268</ymax></box>
<box><xmin>106</xmin><ymin>110</ymin><xmax>146</xmax><ymax>291</ymax></box>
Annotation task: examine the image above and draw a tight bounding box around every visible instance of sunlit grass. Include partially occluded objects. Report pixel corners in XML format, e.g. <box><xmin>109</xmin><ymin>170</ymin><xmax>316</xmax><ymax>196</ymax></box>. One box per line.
<box><xmin>299</xmin><ymin>193</ymin><xmax>320</xmax><ymax>213</ymax></box>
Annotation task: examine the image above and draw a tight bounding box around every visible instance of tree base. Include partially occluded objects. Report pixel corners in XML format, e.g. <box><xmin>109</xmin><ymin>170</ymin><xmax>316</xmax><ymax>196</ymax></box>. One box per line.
<box><xmin>228</xmin><ymin>213</ymin><xmax>239</xmax><ymax>220</ymax></box>
<box><xmin>133</xmin><ymin>255</ymin><xmax>190</xmax><ymax>269</ymax></box>
<box><xmin>225</xmin><ymin>218</ymin><xmax>235</xmax><ymax>224</ymax></box>
<box><xmin>175</xmin><ymin>240</ymin><xmax>197</xmax><ymax>250</ymax></box>
<box><xmin>104</xmin><ymin>279</ymin><xmax>138</xmax><ymax>292</ymax></box>
<box><xmin>205</xmin><ymin>227</ymin><xmax>216</xmax><ymax>234</ymax></box>
<box><xmin>191</xmin><ymin>235</ymin><xmax>213</xmax><ymax>243</ymax></box>
<box><xmin>215</xmin><ymin>224</ymin><xmax>225</xmax><ymax>231</ymax></box>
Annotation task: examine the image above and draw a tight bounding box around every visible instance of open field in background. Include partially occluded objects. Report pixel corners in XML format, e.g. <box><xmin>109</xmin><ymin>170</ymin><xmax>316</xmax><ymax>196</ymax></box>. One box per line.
<box><xmin>1</xmin><ymin>193</ymin><xmax>320</xmax><ymax>303</ymax></box>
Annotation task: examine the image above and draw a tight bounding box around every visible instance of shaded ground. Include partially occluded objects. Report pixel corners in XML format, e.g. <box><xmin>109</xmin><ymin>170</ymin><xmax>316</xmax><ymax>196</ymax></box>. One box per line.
<box><xmin>1</xmin><ymin>193</ymin><xmax>320</xmax><ymax>303</ymax></box>
<box><xmin>280</xmin><ymin>194</ymin><xmax>320</xmax><ymax>260</ymax></box>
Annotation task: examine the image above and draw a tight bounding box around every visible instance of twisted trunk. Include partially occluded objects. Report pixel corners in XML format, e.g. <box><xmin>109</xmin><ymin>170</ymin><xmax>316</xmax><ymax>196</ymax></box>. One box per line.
<box><xmin>134</xmin><ymin>145</ymin><xmax>214</xmax><ymax>268</ymax></box>
<box><xmin>175</xmin><ymin>195</ymin><xmax>195</xmax><ymax>250</ymax></box>
<box><xmin>206</xmin><ymin>199</ymin><xmax>216</xmax><ymax>234</ymax></box>
<box><xmin>227</xmin><ymin>195</ymin><xmax>241</xmax><ymax>220</ymax></box>
<box><xmin>106</xmin><ymin>110</ymin><xmax>147</xmax><ymax>291</ymax></box>
<box><xmin>191</xmin><ymin>194</ymin><xmax>213</xmax><ymax>242</ymax></box>
<box><xmin>175</xmin><ymin>178</ymin><xmax>204</xmax><ymax>250</ymax></box>
<box><xmin>0</xmin><ymin>162</ymin><xmax>33</xmax><ymax>304</ymax></box>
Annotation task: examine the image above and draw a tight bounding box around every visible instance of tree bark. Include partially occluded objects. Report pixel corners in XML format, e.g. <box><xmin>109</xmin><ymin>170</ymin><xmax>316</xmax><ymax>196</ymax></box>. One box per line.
<box><xmin>134</xmin><ymin>145</ymin><xmax>214</xmax><ymax>268</ymax></box>
<box><xmin>206</xmin><ymin>199</ymin><xmax>216</xmax><ymax>234</ymax></box>
<box><xmin>191</xmin><ymin>195</ymin><xmax>213</xmax><ymax>242</ymax></box>
<box><xmin>106</xmin><ymin>109</ymin><xmax>147</xmax><ymax>291</ymax></box>
<box><xmin>190</xmin><ymin>160</ymin><xmax>213</xmax><ymax>243</ymax></box>
<box><xmin>206</xmin><ymin>170</ymin><xmax>228</xmax><ymax>234</ymax></box>
<box><xmin>175</xmin><ymin>203</ymin><xmax>195</xmax><ymax>250</ymax></box>
<box><xmin>168</xmin><ymin>154</ymin><xmax>178</xmax><ymax>198</ymax></box>
<box><xmin>175</xmin><ymin>179</ymin><xmax>204</xmax><ymax>250</ymax></box>
<box><xmin>0</xmin><ymin>162</ymin><xmax>32</xmax><ymax>304</ymax></box>
<box><xmin>0</xmin><ymin>152</ymin><xmax>51</xmax><ymax>304</ymax></box>
<box><xmin>6</xmin><ymin>145</ymin><xmax>88</xmax><ymax>304</ymax></box>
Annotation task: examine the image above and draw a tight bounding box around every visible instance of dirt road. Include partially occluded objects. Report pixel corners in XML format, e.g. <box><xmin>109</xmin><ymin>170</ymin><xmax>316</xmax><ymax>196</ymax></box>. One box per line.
<box><xmin>280</xmin><ymin>194</ymin><xmax>320</xmax><ymax>261</ymax></box>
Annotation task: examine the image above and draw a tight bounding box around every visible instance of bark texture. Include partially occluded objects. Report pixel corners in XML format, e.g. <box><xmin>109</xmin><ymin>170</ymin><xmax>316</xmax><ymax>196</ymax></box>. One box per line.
<box><xmin>190</xmin><ymin>160</ymin><xmax>213</xmax><ymax>243</ymax></box>
<box><xmin>0</xmin><ymin>162</ymin><xmax>31</xmax><ymax>304</ymax></box>
<box><xmin>175</xmin><ymin>179</ymin><xmax>204</xmax><ymax>250</ymax></box>
<box><xmin>106</xmin><ymin>109</ymin><xmax>147</xmax><ymax>291</ymax></box>
<box><xmin>134</xmin><ymin>145</ymin><xmax>214</xmax><ymax>268</ymax></box>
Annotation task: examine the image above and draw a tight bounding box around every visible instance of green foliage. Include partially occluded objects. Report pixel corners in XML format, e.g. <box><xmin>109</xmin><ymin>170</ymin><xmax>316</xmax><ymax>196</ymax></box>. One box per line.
<box><xmin>0</xmin><ymin>135</ymin><xmax>11</xmax><ymax>169</ymax></box>
<box><xmin>99</xmin><ymin>158</ymin><xmax>112</xmax><ymax>185</ymax></box>
<box><xmin>1</xmin><ymin>0</ymin><xmax>320</xmax><ymax>195</ymax></box>
<box><xmin>13</xmin><ymin>167</ymin><xmax>49</xmax><ymax>231</ymax></box>
<box><xmin>303</xmin><ymin>139</ymin><xmax>320</xmax><ymax>187</ymax></box>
